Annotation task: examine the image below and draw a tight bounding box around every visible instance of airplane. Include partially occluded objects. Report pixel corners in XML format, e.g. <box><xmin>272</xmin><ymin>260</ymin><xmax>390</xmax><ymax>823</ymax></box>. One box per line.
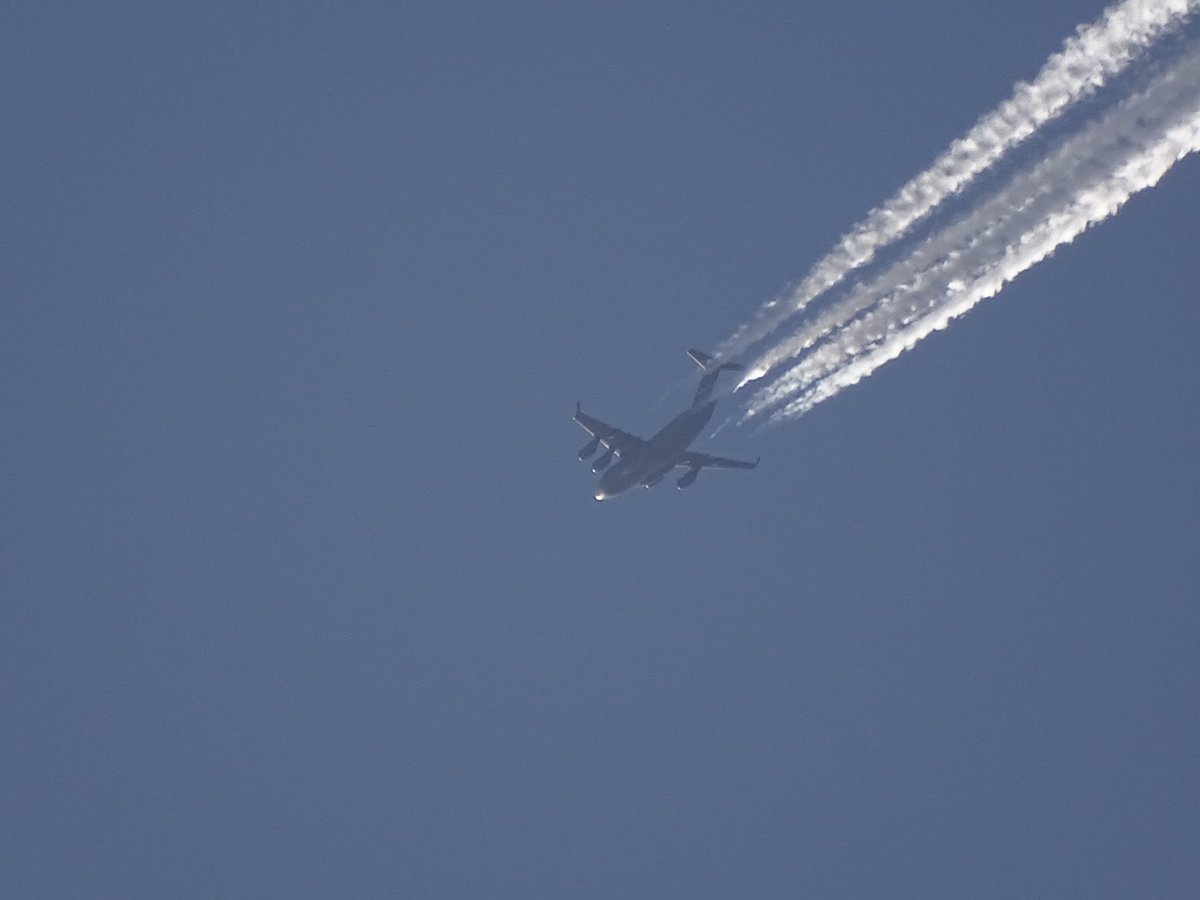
<box><xmin>574</xmin><ymin>349</ymin><xmax>760</xmax><ymax>501</ymax></box>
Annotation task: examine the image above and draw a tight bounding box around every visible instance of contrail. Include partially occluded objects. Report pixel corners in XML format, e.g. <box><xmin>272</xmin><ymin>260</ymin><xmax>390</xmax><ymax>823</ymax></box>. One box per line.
<box><xmin>746</xmin><ymin>39</ymin><xmax>1200</xmax><ymax>412</ymax></box>
<box><xmin>746</xmin><ymin>39</ymin><xmax>1200</xmax><ymax>422</ymax></box>
<box><xmin>718</xmin><ymin>0</ymin><xmax>1196</xmax><ymax>365</ymax></box>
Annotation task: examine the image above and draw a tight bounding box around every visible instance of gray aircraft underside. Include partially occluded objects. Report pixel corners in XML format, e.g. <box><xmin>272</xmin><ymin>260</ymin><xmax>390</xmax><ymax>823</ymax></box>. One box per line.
<box><xmin>574</xmin><ymin>349</ymin><xmax>759</xmax><ymax>501</ymax></box>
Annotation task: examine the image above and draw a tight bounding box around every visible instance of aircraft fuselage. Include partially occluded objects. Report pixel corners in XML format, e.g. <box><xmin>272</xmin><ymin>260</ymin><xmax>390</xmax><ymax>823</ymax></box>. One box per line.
<box><xmin>594</xmin><ymin>401</ymin><xmax>715</xmax><ymax>500</ymax></box>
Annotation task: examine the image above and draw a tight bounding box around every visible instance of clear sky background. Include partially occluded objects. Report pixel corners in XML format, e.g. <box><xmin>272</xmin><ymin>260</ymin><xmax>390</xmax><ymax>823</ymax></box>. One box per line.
<box><xmin>5</xmin><ymin>2</ymin><xmax>1199</xmax><ymax>897</ymax></box>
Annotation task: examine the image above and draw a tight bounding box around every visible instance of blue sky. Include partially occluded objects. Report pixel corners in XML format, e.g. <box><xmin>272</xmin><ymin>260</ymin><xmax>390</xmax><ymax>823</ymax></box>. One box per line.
<box><xmin>5</xmin><ymin>2</ymin><xmax>1199</xmax><ymax>897</ymax></box>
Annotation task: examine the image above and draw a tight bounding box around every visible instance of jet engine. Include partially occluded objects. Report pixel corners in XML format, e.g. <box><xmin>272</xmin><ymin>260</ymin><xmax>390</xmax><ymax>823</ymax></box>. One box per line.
<box><xmin>676</xmin><ymin>468</ymin><xmax>700</xmax><ymax>489</ymax></box>
<box><xmin>577</xmin><ymin>437</ymin><xmax>600</xmax><ymax>460</ymax></box>
<box><xmin>591</xmin><ymin>449</ymin><xmax>614</xmax><ymax>473</ymax></box>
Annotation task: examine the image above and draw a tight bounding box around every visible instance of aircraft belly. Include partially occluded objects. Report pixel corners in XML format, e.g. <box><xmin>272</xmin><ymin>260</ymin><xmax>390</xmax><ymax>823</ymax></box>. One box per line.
<box><xmin>647</xmin><ymin>411</ymin><xmax>709</xmax><ymax>462</ymax></box>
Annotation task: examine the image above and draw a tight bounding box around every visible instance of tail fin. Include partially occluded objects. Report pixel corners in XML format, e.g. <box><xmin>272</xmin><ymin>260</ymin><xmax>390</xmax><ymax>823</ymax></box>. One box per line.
<box><xmin>689</xmin><ymin>349</ymin><xmax>746</xmax><ymax>405</ymax></box>
<box><xmin>688</xmin><ymin>348</ymin><xmax>745</xmax><ymax>373</ymax></box>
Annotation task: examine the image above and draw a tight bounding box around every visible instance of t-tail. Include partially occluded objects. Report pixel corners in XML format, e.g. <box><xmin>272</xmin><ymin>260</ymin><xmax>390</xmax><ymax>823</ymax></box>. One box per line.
<box><xmin>688</xmin><ymin>348</ymin><xmax>745</xmax><ymax>406</ymax></box>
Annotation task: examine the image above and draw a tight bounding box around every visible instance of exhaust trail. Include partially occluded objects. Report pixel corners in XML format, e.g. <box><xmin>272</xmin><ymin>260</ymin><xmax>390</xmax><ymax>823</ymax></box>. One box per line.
<box><xmin>718</xmin><ymin>0</ymin><xmax>1197</xmax><ymax>365</ymax></box>
<box><xmin>747</xmin><ymin>40</ymin><xmax>1200</xmax><ymax>413</ymax></box>
<box><xmin>747</xmin><ymin>40</ymin><xmax>1200</xmax><ymax>422</ymax></box>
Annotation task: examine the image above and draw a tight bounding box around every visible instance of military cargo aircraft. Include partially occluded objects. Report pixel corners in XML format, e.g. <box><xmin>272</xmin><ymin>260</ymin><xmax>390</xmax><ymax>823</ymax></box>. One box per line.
<box><xmin>574</xmin><ymin>349</ymin><xmax>759</xmax><ymax>500</ymax></box>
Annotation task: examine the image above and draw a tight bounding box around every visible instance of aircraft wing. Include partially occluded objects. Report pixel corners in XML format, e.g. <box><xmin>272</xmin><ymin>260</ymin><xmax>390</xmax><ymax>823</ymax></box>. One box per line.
<box><xmin>676</xmin><ymin>450</ymin><xmax>760</xmax><ymax>471</ymax></box>
<box><xmin>574</xmin><ymin>404</ymin><xmax>645</xmax><ymax>457</ymax></box>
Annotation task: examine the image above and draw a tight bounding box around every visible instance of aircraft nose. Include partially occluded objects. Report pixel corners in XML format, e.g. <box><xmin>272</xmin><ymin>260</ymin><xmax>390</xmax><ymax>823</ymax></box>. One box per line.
<box><xmin>594</xmin><ymin>489</ymin><xmax>608</xmax><ymax>501</ymax></box>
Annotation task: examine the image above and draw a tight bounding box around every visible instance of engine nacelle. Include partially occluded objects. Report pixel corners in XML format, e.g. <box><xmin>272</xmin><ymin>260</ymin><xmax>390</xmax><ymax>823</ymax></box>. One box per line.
<box><xmin>592</xmin><ymin>449</ymin><xmax>614</xmax><ymax>473</ymax></box>
<box><xmin>578</xmin><ymin>437</ymin><xmax>601</xmax><ymax>460</ymax></box>
<box><xmin>676</xmin><ymin>468</ymin><xmax>700</xmax><ymax>489</ymax></box>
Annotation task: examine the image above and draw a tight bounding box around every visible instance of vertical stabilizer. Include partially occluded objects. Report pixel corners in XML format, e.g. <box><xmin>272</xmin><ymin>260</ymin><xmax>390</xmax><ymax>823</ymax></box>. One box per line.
<box><xmin>688</xmin><ymin>349</ymin><xmax>746</xmax><ymax>405</ymax></box>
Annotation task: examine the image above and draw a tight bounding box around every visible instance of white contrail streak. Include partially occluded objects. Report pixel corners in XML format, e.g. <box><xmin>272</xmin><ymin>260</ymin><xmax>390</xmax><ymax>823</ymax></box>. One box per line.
<box><xmin>749</xmin><ymin>41</ymin><xmax>1200</xmax><ymax>422</ymax></box>
<box><xmin>718</xmin><ymin>0</ymin><xmax>1196</xmax><ymax>365</ymax></box>
<box><xmin>746</xmin><ymin>41</ymin><xmax>1200</xmax><ymax>414</ymax></box>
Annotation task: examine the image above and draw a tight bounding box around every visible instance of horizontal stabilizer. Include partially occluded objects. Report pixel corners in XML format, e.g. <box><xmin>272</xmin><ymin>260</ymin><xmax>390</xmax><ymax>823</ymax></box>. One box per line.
<box><xmin>688</xmin><ymin>348</ymin><xmax>745</xmax><ymax>373</ymax></box>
